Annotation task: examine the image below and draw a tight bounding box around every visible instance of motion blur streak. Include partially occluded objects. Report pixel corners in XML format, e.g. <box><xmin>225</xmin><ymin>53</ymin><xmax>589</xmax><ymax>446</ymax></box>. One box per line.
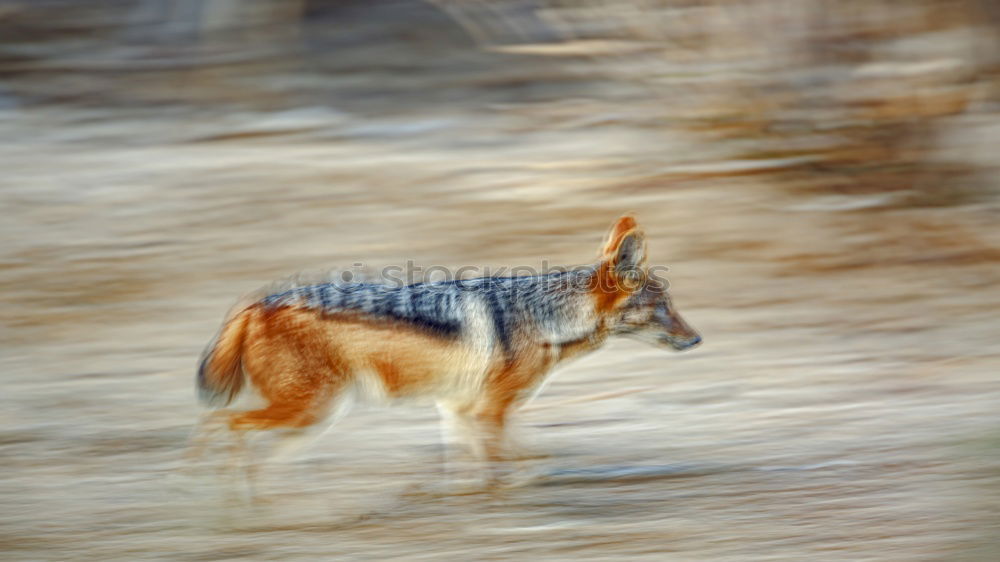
<box><xmin>1</xmin><ymin>1</ymin><xmax>998</xmax><ymax>560</ymax></box>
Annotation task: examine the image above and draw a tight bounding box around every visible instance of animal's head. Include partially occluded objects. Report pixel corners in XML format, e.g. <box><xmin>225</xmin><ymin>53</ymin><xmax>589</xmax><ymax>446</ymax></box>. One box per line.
<box><xmin>594</xmin><ymin>215</ymin><xmax>702</xmax><ymax>352</ymax></box>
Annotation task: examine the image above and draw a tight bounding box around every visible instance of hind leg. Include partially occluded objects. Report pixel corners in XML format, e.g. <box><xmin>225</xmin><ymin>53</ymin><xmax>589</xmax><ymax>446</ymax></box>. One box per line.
<box><xmin>183</xmin><ymin>378</ymin><xmax>347</xmax><ymax>501</ymax></box>
<box><xmin>184</xmin><ymin>410</ymin><xmax>229</xmax><ymax>466</ymax></box>
<box><xmin>183</xmin><ymin>408</ymin><xmax>246</xmax><ymax>476</ymax></box>
<box><xmin>223</xmin><ymin>394</ymin><xmax>341</xmax><ymax>494</ymax></box>
<box><xmin>267</xmin><ymin>390</ymin><xmax>355</xmax><ymax>463</ymax></box>
<box><xmin>176</xmin><ymin>409</ymin><xmax>256</xmax><ymax>502</ymax></box>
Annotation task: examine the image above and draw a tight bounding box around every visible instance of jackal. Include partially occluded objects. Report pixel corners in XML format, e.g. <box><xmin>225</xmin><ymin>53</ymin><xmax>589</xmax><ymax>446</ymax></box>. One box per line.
<box><xmin>192</xmin><ymin>215</ymin><xmax>700</xmax><ymax>483</ymax></box>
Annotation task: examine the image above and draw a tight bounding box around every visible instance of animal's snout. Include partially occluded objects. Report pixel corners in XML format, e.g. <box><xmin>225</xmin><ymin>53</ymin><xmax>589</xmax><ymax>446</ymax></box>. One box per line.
<box><xmin>676</xmin><ymin>335</ymin><xmax>702</xmax><ymax>351</ymax></box>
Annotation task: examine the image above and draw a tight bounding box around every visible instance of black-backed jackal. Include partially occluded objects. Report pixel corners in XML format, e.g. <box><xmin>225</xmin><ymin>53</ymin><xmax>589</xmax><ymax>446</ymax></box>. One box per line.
<box><xmin>190</xmin><ymin>215</ymin><xmax>701</xmax><ymax>488</ymax></box>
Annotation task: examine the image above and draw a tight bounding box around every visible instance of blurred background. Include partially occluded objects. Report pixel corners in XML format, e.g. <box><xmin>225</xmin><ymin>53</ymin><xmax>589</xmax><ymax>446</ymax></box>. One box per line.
<box><xmin>2</xmin><ymin>0</ymin><xmax>999</xmax><ymax>559</ymax></box>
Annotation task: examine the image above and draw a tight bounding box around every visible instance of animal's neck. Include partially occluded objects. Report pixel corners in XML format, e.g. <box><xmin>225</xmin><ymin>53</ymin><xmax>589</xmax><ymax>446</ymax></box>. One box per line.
<box><xmin>554</xmin><ymin>321</ymin><xmax>611</xmax><ymax>363</ymax></box>
<box><xmin>527</xmin><ymin>266</ymin><xmax>603</xmax><ymax>345</ymax></box>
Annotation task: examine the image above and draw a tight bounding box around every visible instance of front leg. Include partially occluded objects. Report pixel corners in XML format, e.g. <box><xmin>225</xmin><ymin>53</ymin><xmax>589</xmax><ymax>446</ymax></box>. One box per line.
<box><xmin>470</xmin><ymin>344</ymin><xmax>563</xmax><ymax>483</ymax></box>
<box><xmin>434</xmin><ymin>396</ymin><xmax>526</xmax><ymax>491</ymax></box>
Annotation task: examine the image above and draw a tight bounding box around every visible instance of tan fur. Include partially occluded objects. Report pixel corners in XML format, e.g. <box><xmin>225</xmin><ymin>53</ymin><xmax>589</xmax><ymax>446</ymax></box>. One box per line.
<box><xmin>223</xmin><ymin>305</ymin><xmax>488</xmax><ymax>431</ymax></box>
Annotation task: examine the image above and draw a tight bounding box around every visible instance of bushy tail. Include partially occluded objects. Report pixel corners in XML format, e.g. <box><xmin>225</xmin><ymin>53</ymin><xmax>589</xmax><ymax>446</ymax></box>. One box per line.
<box><xmin>197</xmin><ymin>308</ymin><xmax>251</xmax><ymax>407</ymax></box>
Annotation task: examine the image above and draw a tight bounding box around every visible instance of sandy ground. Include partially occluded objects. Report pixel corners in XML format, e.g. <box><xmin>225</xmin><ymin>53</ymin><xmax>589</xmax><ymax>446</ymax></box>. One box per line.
<box><xmin>2</xmin><ymin>84</ymin><xmax>1000</xmax><ymax>559</ymax></box>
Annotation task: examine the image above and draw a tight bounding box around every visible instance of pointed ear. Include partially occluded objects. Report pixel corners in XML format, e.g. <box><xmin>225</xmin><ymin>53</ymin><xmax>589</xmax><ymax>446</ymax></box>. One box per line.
<box><xmin>605</xmin><ymin>230</ymin><xmax>646</xmax><ymax>290</ymax></box>
<box><xmin>612</xmin><ymin>230</ymin><xmax>646</xmax><ymax>270</ymax></box>
<box><xmin>601</xmin><ymin>214</ymin><xmax>642</xmax><ymax>259</ymax></box>
<box><xmin>600</xmin><ymin>215</ymin><xmax>647</xmax><ymax>289</ymax></box>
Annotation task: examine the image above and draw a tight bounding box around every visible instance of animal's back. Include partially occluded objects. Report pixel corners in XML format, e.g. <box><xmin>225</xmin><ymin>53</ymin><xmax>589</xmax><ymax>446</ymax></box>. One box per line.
<box><xmin>260</xmin><ymin>270</ymin><xmax>595</xmax><ymax>349</ymax></box>
<box><xmin>261</xmin><ymin>280</ymin><xmax>467</xmax><ymax>338</ymax></box>
<box><xmin>198</xmin><ymin>271</ymin><xmax>597</xmax><ymax>408</ymax></box>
